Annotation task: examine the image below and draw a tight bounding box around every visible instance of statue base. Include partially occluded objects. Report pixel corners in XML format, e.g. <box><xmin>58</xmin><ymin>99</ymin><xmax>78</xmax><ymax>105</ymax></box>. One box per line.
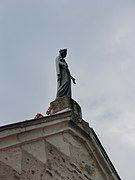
<box><xmin>50</xmin><ymin>96</ymin><xmax>82</xmax><ymax>118</ymax></box>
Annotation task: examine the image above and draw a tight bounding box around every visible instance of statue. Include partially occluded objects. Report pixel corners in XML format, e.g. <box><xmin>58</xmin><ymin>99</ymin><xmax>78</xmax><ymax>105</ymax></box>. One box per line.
<box><xmin>56</xmin><ymin>49</ymin><xmax>76</xmax><ymax>98</ymax></box>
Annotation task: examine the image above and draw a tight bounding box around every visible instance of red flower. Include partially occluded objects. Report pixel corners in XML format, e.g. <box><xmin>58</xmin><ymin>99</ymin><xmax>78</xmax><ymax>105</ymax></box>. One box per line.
<box><xmin>46</xmin><ymin>106</ymin><xmax>51</xmax><ymax>115</ymax></box>
<box><xmin>34</xmin><ymin>113</ymin><xmax>44</xmax><ymax>119</ymax></box>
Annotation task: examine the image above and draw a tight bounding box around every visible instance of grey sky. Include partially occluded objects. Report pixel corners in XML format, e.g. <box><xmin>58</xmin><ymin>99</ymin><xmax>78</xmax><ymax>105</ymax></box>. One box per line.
<box><xmin>1</xmin><ymin>1</ymin><xmax>135</xmax><ymax>179</ymax></box>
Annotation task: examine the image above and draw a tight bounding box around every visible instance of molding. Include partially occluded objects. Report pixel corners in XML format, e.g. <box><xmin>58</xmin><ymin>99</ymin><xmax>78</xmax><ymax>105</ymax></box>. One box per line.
<box><xmin>0</xmin><ymin>110</ymin><xmax>121</xmax><ymax>180</ymax></box>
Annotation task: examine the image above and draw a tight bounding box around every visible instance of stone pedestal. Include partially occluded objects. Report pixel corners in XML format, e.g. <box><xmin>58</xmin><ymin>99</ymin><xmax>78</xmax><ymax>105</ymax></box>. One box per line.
<box><xmin>50</xmin><ymin>96</ymin><xmax>82</xmax><ymax>118</ymax></box>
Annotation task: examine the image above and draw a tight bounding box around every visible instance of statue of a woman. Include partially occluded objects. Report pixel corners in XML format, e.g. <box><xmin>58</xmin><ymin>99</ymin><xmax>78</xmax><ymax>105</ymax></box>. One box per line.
<box><xmin>56</xmin><ymin>49</ymin><xmax>76</xmax><ymax>98</ymax></box>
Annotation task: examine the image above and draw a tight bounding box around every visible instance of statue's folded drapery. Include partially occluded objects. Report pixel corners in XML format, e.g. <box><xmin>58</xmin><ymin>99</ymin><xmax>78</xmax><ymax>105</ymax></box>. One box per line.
<box><xmin>56</xmin><ymin>55</ymin><xmax>71</xmax><ymax>98</ymax></box>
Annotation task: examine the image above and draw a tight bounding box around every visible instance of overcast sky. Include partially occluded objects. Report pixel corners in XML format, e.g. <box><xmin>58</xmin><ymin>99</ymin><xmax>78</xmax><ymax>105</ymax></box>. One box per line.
<box><xmin>0</xmin><ymin>1</ymin><xmax>135</xmax><ymax>179</ymax></box>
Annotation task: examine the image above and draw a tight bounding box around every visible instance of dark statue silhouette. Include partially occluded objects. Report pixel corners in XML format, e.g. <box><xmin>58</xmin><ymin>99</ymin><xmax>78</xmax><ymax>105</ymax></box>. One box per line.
<box><xmin>56</xmin><ymin>49</ymin><xmax>76</xmax><ymax>98</ymax></box>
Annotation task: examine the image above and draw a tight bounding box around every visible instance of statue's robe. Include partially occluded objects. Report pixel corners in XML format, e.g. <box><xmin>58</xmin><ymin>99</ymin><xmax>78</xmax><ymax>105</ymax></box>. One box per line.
<box><xmin>56</xmin><ymin>55</ymin><xmax>71</xmax><ymax>98</ymax></box>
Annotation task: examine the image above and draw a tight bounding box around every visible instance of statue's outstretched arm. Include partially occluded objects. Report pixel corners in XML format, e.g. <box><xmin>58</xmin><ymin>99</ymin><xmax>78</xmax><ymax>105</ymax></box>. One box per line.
<box><xmin>71</xmin><ymin>76</ymin><xmax>76</xmax><ymax>84</ymax></box>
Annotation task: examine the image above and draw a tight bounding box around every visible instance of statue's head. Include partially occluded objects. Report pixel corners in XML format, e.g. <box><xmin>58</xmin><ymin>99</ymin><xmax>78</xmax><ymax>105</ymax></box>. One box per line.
<box><xmin>59</xmin><ymin>49</ymin><xmax>67</xmax><ymax>58</ymax></box>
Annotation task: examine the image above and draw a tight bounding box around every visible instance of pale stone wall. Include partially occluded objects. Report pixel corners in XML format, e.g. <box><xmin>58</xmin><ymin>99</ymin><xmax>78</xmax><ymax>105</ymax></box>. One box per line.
<box><xmin>0</xmin><ymin>111</ymin><xmax>121</xmax><ymax>180</ymax></box>
<box><xmin>0</xmin><ymin>138</ymin><xmax>103</xmax><ymax>180</ymax></box>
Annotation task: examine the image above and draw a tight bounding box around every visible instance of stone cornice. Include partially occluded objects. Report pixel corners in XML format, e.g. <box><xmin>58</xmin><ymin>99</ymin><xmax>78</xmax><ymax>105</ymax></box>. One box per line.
<box><xmin>0</xmin><ymin>110</ymin><xmax>121</xmax><ymax>180</ymax></box>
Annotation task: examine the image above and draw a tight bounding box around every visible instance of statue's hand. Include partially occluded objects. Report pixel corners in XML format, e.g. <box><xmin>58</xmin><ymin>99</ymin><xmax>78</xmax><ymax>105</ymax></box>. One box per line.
<box><xmin>71</xmin><ymin>77</ymin><xmax>76</xmax><ymax>84</ymax></box>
